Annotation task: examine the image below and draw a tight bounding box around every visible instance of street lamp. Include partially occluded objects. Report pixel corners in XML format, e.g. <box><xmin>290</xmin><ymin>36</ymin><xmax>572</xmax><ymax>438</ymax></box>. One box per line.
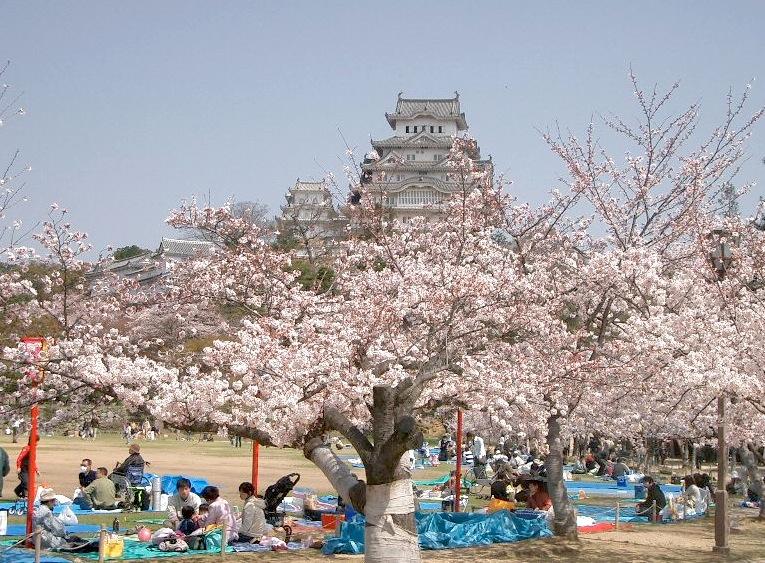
<box><xmin>708</xmin><ymin>229</ymin><xmax>734</xmax><ymax>555</ymax></box>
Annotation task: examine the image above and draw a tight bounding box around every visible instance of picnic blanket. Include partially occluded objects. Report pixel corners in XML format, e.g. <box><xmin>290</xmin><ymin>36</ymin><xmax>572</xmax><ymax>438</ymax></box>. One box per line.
<box><xmin>0</xmin><ymin>548</ymin><xmax>70</xmax><ymax>563</ymax></box>
<box><xmin>76</xmin><ymin>539</ymin><xmax>235</xmax><ymax>559</ymax></box>
<box><xmin>323</xmin><ymin>510</ymin><xmax>551</xmax><ymax>554</ymax></box>
<box><xmin>4</xmin><ymin>523</ymin><xmax>101</xmax><ymax>536</ymax></box>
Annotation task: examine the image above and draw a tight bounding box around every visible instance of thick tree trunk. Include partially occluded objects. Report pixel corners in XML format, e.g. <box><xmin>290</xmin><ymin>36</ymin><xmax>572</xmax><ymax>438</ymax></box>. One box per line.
<box><xmin>546</xmin><ymin>414</ymin><xmax>578</xmax><ymax>538</ymax></box>
<box><xmin>690</xmin><ymin>442</ymin><xmax>698</xmax><ymax>471</ymax></box>
<box><xmin>739</xmin><ymin>445</ymin><xmax>765</xmax><ymax>520</ymax></box>
<box><xmin>305</xmin><ymin>382</ymin><xmax>423</xmax><ymax>562</ymax></box>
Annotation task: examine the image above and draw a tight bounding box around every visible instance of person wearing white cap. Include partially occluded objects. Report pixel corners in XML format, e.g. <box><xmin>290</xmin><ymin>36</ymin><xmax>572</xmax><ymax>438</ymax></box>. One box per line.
<box><xmin>34</xmin><ymin>490</ymin><xmax>68</xmax><ymax>549</ymax></box>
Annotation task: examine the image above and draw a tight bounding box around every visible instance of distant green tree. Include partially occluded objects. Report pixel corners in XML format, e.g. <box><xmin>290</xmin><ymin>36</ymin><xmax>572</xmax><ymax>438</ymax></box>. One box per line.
<box><xmin>718</xmin><ymin>182</ymin><xmax>740</xmax><ymax>218</ymax></box>
<box><xmin>113</xmin><ymin>245</ymin><xmax>149</xmax><ymax>261</ymax></box>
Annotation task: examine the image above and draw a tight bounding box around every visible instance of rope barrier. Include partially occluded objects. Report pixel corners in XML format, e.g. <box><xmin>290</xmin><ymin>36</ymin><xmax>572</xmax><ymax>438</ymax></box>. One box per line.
<box><xmin>0</xmin><ymin>531</ymin><xmax>37</xmax><ymax>553</ymax></box>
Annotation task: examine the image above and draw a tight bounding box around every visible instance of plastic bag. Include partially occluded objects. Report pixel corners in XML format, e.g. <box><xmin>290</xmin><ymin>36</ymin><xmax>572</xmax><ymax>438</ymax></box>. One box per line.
<box><xmin>58</xmin><ymin>506</ymin><xmax>78</xmax><ymax>525</ymax></box>
<box><xmin>151</xmin><ymin>527</ymin><xmax>177</xmax><ymax>545</ymax></box>
<box><xmin>159</xmin><ymin>538</ymin><xmax>188</xmax><ymax>552</ymax></box>
<box><xmin>204</xmin><ymin>527</ymin><xmax>223</xmax><ymax>551</ymax></box>
<box><xmin>104</xmin><ymin>534</ymin><xmax>124</xmax><ymax>559</ymax></box>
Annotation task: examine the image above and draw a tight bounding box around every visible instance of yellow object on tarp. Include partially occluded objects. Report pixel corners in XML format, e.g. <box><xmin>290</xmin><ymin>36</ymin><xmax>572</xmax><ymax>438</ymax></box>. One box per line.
<box><xmin>487</xmin><ymin>499</ymin><xmax>517</xmax><ymax>513</ymax></box>
<box><xmin>104</xmin><ymin>534</ymin><xmax>124</xmax><ymax>559</ymax></box>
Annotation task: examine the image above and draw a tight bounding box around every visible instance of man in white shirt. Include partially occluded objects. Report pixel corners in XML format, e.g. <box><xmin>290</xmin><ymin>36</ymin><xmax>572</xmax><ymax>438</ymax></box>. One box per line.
<box><xmin>166</xmin><ymin>478</ymin><xmax>202</xmax><ymax>529</ymax></box>
<box><xmin>466</xmin><ymin>432</ymin><xmax>487</xmax><ymax>479</ymax></box>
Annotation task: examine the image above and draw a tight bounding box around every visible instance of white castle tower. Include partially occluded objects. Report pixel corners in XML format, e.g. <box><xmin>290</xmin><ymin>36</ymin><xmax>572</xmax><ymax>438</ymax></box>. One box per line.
<box><xmin>355</xmin><ymin>92</ymin><xmax>491</xmax><ymax>221</ymax></box>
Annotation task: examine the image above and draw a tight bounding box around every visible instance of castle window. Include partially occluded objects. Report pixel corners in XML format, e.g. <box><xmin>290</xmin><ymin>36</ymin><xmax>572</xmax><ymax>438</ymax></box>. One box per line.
<box><xmin>407</xmin><ymin>154</ymin><xmax>415</xmax><ymax>161</ymax></box>
<box><xmin>438</xmin><ymin>126</ymin><xmax>443</xmax><ymax>133</ymax></box>
<box><xmin>405</xmin><ymin>126</ymin><xmax>410</xmax><ymax>133</ymax></box>
<box><xmin>430</xmin><ymin>126</ymin><xmax>434</xmax><ymax>133</ymax></box>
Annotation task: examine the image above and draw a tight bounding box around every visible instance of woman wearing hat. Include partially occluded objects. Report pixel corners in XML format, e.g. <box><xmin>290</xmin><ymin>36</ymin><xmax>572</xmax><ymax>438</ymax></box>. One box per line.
<box><xmin>35</xmin><ymin>490</ymin><xmax>68</xmax><ymax>549</ymax></box>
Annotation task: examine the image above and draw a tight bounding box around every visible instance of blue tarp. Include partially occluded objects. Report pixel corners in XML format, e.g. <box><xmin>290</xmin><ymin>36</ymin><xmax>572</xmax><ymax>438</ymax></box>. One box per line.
<box><xmin>322</xmin><ymin>510</ymin><xmax>552</xmax><ymax>555</ymax></box>
<box><xmin>159</xmin><ymin>475</ymin><xmax>212</xmax><ymax>495</ymax></box>
<box><xmin>5</xmin><ymin>523</ymin><xmax>101</xmax><ymax>536</ymax></box>
<box><xmin>0</xmin><ymin>548</ymin><xmax>70</xmax><ymax>563</ymax></box>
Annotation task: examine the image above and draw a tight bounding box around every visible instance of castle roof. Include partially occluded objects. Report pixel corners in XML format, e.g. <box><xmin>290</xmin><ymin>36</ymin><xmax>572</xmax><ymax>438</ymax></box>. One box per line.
<box><xmin>371</xmin><ymin>134</ymin><xmax>453</xmax><ymax>149</ymax></box>
<box><xmin>385</xmin><ymin>94</ymin><xmax>468</xmax><ymax>130</ymax></box>
<box><xmin>289</xmin><ymin>179</ymin><xmax>329</xmax><ymax>192</ymax></box>
<box><xmin>157</xmin><ymin>237</ymin><xmax>215</xmax><ymax>257</ymax></box>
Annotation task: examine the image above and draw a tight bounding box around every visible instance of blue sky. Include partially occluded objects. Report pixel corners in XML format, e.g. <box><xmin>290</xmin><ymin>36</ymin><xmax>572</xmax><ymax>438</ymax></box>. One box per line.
<box><xmin>2</xmin><ymin>1</ymin><xmax>764</xmax><ymax>253</ymax></box>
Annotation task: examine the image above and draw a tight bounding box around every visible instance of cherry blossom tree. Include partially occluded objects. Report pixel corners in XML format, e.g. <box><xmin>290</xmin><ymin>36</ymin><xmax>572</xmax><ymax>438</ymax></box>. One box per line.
<box><xmin>154</xmin><ymin>140</ymin><xmax>541</xmax><ymax>561</ymax></box>
<box><xmin>530</xmin><ymin>75</ymin><xmax>765</xmax><ymax>535</ymax></box>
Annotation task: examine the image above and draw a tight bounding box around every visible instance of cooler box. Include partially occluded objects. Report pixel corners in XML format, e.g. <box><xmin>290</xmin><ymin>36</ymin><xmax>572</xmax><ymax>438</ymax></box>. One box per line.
<box><xmin>616</xmin><ymin>475</ymin><xmax>627</xmax><ymax>487</ymax></box>
<box><xmin>634</xmin><ymin>484</ymin><xmax>646</xmax><ymax>499</ymax></box>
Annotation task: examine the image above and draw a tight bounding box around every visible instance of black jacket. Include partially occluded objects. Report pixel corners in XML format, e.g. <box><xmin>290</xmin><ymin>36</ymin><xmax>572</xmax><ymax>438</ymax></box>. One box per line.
<box><xmin>79</xmin><ymin>469</ymin><xmax>97</xmax><ymax>487</ymax></box>
<box><xmin>114</xmin><ymin>453</ymin><xmax>145</xmax><ymax>475</ymax></box>
<box><xmin>646</xmin><ymin>483</ymin><xmax>667</xmax><ymax>510</ymax></box>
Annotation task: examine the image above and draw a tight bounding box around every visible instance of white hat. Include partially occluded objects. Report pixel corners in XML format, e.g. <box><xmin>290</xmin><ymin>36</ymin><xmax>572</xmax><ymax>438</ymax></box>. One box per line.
<box><xmin>39</xmin><ymin>490</ymin><xmax>57</xmax><ymax>503</ymax></box>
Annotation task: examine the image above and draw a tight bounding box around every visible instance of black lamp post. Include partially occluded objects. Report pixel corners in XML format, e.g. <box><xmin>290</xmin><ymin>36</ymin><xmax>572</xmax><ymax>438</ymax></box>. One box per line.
<box><xmin>708</xmin><ymin>229</ymin><xmax>734</xmax><ymax>555</ymax></box>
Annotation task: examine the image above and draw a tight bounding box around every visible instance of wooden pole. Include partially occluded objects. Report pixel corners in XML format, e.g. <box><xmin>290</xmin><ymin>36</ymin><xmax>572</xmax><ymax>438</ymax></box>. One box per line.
<box><xmin>251</xmin><ymin>441</ymin><xmax>260</xmax><ymax>495</ymax></box>
<box><xmin>454</xmin><ymin>410</ymin><xmax>463</xmax><ymax>513</ymax></box>
<box><xmin>220</xmin><ymin>526</ymin><xmax>228</xmax><ymax>557</ymax></box>
<box><xmin>98</xmin><ymin>525</ymin><xmax>106</xmax><ymax>563</ymax></box>
<box><xmin>651</xmin><ymin>500</ymin><xmax>657</xmax><ymax>523</ymax></box>
<box><xmin>33</xmin><ymin>526</ymin><xmax>41</xmax><ymax>563</ymax></box>
<box><xmin>713</xmin><ymin>395</ymin><xmax>730</xmax><ymax>554</ymax></box>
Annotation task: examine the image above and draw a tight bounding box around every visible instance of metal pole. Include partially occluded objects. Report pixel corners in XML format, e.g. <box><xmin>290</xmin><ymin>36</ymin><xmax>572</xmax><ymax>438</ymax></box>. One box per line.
<box><xmin>615</xmin><ymin>501</ymin><xmax>620</xmax><ymax>530</ymax></box>
<box><xmin>713</xmin><ymin>395</ymin><xmax>730</xmax><ymax>554</ymax></box>
<box><xmin>25</xmin><ymin>404</ymin><xmax>39</xmax><ymax>541</ymax></box>
<box><xmin>251</xmin><ymin>441</ymin><xmax>260</xmax><ymax>495</ymax></box>
<box><xmin>454</xmin><ymin>410</ymin><xmax>463</xmax><ymax>513</ymax></box>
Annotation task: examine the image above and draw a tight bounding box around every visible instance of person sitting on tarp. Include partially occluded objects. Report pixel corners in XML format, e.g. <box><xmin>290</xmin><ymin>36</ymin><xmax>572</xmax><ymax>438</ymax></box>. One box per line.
<box><xmin>78</xmin><ymin>458</ymin><xmax>97</xmax><ymax>488</ymax></box>
<box><xmin>35</xmin><ymin>490</ymin><xmax>68</xmax><ymax>549</ymax></box>
<box><xmin>84</xmin><ymin>467</ymin><xmax>119</xmax><ymax>509</ymax></box>
<box><xmin>612</xmin><ymin>458</ymin><xmax>630</xmax><ymax>479</ymax></box>
<box><xmin>198</xmin><ymin>485</ymin><xmax>239</xmax><ymax>542</ymax></box>
<box><xmin>572</xmin><ymin>456</ymin><xmax>588</xmax><ymax>474</ymax></box>
<box><xmin>529</xmin><ymin>458</ymin><xmax>546</xmax><ymax>477</ymax></box>
<box><xmin>487</xmin><ymin>479</ymin><xmax>517</xmax><ymax>512</ymax></box>
<box><xmin>526</xmin><ymin>477</ymin><xmax>552</xmax><ymax>511</ymax></box>
<box><xmin>167</xmin><ymin>478</ymin><xmax>202</xmax><ymax>529</ymax></box>
<box><xmin>635</xmin><ymin>475</ymin><xmax>666</xmax><ymax>521</ymax></box>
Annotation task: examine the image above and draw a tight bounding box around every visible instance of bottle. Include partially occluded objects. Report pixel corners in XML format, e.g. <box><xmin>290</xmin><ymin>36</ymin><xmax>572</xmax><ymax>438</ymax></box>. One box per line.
<box><xmin>112</xmin><ymin>517</ymin><xmax>120</xmax><ymax>532</ymax></box>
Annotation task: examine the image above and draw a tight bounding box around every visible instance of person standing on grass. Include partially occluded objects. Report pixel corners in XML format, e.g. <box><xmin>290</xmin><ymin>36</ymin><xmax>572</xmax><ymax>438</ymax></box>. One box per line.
<box><xmin>14</xmin><ymin>435</ymin><xmax>38</xmax><ymax>498</ymax></box>
<box><xmin>466</xmin><ymin>431</ymin><xmax>487</xmax><ymax>479</ymax></box>
<box><xmin>0</xmin><ymin>446</ymin><xmax>9</xmax><ymax>497</ymax></box>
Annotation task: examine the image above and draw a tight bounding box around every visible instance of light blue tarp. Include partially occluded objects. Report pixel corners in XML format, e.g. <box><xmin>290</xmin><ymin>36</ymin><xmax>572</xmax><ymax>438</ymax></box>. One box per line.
<box><xmin>0</xmin><ymin>548</ymin><xmax>70</xmax><ymax>563</ymax></box>
<box><xmin>322</xmin><ymin>510</ymin><xmax>552</xmax><ymax>554</ymax></box>
<box><xmin>5</xmin><ymin>523</ymin><xmax>101</xmax><ymax>536</ymax></box>
<box><xmin>159</xmin><ymin>475</ymin><xmax>212</xmax><ymax>495</ymax></box>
